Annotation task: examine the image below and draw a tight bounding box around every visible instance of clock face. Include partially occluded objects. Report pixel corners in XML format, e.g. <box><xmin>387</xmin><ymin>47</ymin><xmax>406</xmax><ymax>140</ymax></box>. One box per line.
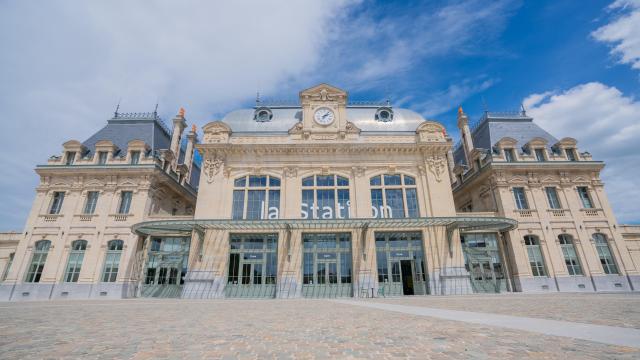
<box><xmin>314</xmin><ymin>107</ymin><xmax>335</xmax><ymax>125</ymax></box>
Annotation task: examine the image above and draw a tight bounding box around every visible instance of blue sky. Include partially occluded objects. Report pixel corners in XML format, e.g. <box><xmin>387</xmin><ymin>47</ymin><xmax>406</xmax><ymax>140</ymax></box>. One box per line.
<box><xmin>0</xmin><ymin>0</ymin><xmax>639</xmax><ymax>229</ymax></box>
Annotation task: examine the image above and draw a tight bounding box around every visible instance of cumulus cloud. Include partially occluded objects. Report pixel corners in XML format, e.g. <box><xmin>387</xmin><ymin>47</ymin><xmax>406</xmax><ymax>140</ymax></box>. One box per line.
<box><xmin>0</xmin><ymin>0</ymin><xmax>516</xmax><ymax>230</ymax></box>
<box><xmin>592</xmin><ymin>0</ymin><xmax>640</xmax><ymax>70</ymax></box>
<box><xmin>524</xmin><ymin>82</ymin><xmax>640</xmax><ymax>223</ymax></box>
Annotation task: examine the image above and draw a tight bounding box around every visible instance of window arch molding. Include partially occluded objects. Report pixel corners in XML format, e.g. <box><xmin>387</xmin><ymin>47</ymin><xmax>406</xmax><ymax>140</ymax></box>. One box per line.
<box><xmin>369</xmin><ymin>172</ymin><xmax>420</xmax><ymax>218</ymax></box>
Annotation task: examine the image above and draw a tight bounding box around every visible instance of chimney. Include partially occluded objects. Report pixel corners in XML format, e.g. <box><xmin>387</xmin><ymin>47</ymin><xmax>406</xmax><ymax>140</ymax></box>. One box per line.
<box><xmin>170</xmin><ymin>107</ymin><xmax>187</xmax><ymax>168</ymax></box>
<box><xmin>184</xmin><ymin>124</ymin><xmax>197</xmax><ymax>183</ymax></box>
<box><xmin>457</xmin><ymin>106</ymin><xmax>474</xmax><ymax>165</ymax></box>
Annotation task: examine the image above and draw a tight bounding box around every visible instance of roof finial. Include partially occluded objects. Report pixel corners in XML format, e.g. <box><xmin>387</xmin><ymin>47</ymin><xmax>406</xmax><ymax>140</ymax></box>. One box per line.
<box><xmin>520</xmin><ymin>103</ymin><xmax>527</xmax><ymax>116</ymax></box>
<box><xmin>458</xmin><ymin>106</ymin><xmax>464</xmax><ymax>115</ymax></box>
<box><xmin>179</xmin><ymin>107</ymin><xmax>185</xmax><ymax>117</ymax></box>
<box><xmin>256</xmin><ymin>91</ymin><xmax>261</xmax><ymax>106</ymax></box>
<box><xmin>191</xmin><ymin>124</ymin><xmax>196</xmax><ymax>133</ymax></box>
<box><xmin>114</xmin><ymin>99</ymin><xmax>121</xmax><ymax>118</ymax></box>
<box><xmin>153</xmin><ymin>103</ymin><xmax>159</xmax><ymax>117</ymax></box>
<box><xmin>481</xmin><ymin>96</ymin><xmax>488</xmax><ymax>114</ymax></box>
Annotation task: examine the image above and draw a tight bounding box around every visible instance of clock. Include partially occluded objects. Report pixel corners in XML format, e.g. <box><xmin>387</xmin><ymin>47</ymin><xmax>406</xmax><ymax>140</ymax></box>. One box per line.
<box><xmin>313</xmin><ymin>107</ymin><xmax>335</xmax><ymax>125</ymax></box>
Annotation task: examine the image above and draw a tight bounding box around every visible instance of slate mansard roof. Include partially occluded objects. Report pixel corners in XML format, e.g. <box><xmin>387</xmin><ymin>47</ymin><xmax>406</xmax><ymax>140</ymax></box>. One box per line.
<box><xmin>81</xmin><ymin>112</ymin><xmax>200</xmax><ymax>189</ymax></box>
<box><xmin>220</xmin><ymin>106</ymin><xmax>427</xmax><ymax>133</ymax></box>
<box><xmin>453</xmin><ymin>112</ymin><xmax>559</xmax><ymax>166</ymax></box>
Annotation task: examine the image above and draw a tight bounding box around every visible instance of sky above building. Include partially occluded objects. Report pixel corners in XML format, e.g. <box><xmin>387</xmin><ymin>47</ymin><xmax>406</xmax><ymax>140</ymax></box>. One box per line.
<box><xmin>0</xmin><ymin>0</ymin><xmax>638</xmax><ymax>230</ymax></box>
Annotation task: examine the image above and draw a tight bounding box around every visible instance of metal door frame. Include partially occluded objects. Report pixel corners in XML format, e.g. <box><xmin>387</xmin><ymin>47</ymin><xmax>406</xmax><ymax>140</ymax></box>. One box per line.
<box><xmin>302</xmin><ymin>233</ymin><xmax>352</xmax><ymax>298</ymax></box>
<box><xmin>225</xmin><ymin>233</ymin><xmax>278</xmax><ymax>298</ymax></box>
<box><xmin>375</xmin><ymin>231</ymin><xmax>427</xmax><ymax>297</ymax></box>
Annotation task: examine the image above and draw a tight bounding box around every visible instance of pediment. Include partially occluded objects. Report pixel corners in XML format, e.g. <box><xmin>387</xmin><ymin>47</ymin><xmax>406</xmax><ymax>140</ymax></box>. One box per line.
<box><xmin>496</xmin><ymin>137</ymin><xmax>518</xmax><ymax>147</ymax></box>
<box><xmin>299</xmin><ymin>83</ymin><xmax>347</xmax><ymax>103</ymax></box>
<box><xmin>127</xmin><ymin>139</ymin><xmax>149</xmax><ymax>150</ymax></box>
<box><xmin>507</xmin><ymin>176</ymin><xmax>527</xmax><ymax>184</ymax></box>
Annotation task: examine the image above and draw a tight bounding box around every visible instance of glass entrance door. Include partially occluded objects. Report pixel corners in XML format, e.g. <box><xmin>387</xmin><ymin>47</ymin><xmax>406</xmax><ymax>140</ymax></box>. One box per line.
<box><xmin>375</xmin><ymin>232</ymin><xmax>427</xmax><ymax>297</ymax></box>
<box><xmin>302</xmin><ymin>233</ymin><xmax>352</xmax><ymax>298</ymax></box>
<box><xmin>225</xmin><ymin>234</ymin><xmax>277</xmax><ymax>298</ymax></box>
<box><xmin>461</xmin><ymin>233</ymin><xmax>507</xmax><ymax>293</ymax></box>
<box><xmin>142</xmin><ymin>237</ymin><xmax>190</xmax><ymax>298</ymax></box>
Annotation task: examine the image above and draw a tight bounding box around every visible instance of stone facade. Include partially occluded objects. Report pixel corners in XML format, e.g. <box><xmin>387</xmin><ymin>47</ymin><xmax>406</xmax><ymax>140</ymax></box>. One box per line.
<box><xmin>2</xmin><ymin>83</ymin><xmax>639</xmax><ymax>301</ymax></box>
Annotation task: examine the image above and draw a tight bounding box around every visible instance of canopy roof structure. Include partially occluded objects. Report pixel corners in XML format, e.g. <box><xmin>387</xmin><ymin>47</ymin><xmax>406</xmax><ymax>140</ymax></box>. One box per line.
<box><xmin>132</xmin><ymin>216</ymin><xmax>517</xmax><ymax>237</ymax></box>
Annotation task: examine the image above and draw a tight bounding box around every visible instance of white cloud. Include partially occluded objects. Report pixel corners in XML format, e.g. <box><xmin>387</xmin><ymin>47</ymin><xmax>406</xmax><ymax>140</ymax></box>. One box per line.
<box><xmin>0</xmin><ymin>0</ymin><xmax>517</xmax><ymax>230</ymax></box>
<box><xmin>592</xmin><ymin>0</ymin><xmax>640</xmax><ymax>70</ymax></box>
<box><xmin>524</xmin><ymin>82</ymin><xmax>640</xmax><ymax>223</ymax></box>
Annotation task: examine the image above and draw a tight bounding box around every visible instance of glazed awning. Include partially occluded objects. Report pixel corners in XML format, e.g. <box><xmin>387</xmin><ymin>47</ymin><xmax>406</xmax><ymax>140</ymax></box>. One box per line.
<box><xmin>132</xmin><ymin>216</ymin><xmax>517</xmax><ymax>237</ymax></box>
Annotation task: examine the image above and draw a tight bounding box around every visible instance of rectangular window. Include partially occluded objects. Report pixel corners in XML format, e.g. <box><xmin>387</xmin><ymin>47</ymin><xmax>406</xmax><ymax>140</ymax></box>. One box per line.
<box><xmin>513</xmin><ymin>187</ymin><xmax>529</xmax><ymax>210</ymax></box>
<box><xmin>302</xmin><ymin>190</ymin><xmax>315</xmax><ymax>219</ymax></box>
<box><xmin>504</xmin><ymin>148</ymin><xmax>516</xmax><ymax>162</ymax></box>
<box><xmin>371</xmin><ymin>189</ymin><xmax>384</xmax><ymax>218</ymax></box>
<box><xmin>83</xmin><ymin>191</ymin><xmax>99</xmax><ymax>214</ymax></box>
<box><xmin>231</xmin><ymin>190</ymin><xmax>245</xmax><ymax>220</ymax></box>
<box><xmin>545</xmin><ymin>187</ymin><xmax>561</xmax><ymax>209</ymax></box>
<box><xmin>337</xmin><ymin>189</ymin><xmax>350</xmax><ymax>219</ymax></box>
<box><xmin>316</xmin><ymin>189</ymin><xmax>335</xmax><ymax>219</ymax></box>
<box><xmin>534</xmin><ymin>148</ymin><xmax>546</xmax><ymax>162</ymax></box>
<box><xmin>118</xmin><ymin>191</ymin><xmax>133</xmax><ymax>214</ymax></box>
<box><xmin>49</xmin><ymin>192</ymin><xmax>65</xmax><ymax>214</ymax></box>
<box><xmin>246</xmin><ymin>190</ymin><xmax>265</xmax><ymax>219</ymax></box>
<box><xmin>98</xmin><ymin>151</ymin><xmax>108</xmax><ymax>165</ymax></box>
<box><xmin>566</xmin><ymin>148</ymin><xmax>577</xmax><ymax>161</ymax></box>
<box><xmin>385</xmin><ymin>189</ymin><xmax>405</xmax><ymax>218</ymax></box>
<box><xmin>64</xmin><ymin>252</ymin><xmax>85</xmax><ymax>282</ymax></box>
<box><xmin>2</xmin><ymin>253</ymin><xmax>14</xmax><ymax>281</ymax></box>
<box><xmin>405</xmin><ymin>188</ymin><xmax>419</xmax><ymax>218</ymax></box>
<box><xmin>65</xmin><ymin>151</ymin><xmax>76</xmax><ymax>165</ymax></box>
<box><xmin>577</xmin><ymin>187</ymin><xmax>593</xmax><ymax>208</ymax></box>
<box><xmin>130</xmin><ymin>151</ymin><xmax>140</xmax><ymax>165</ymax></box>
<box><xmin>267</xmin><ymin>190</ymin><xmax>280</xmax><ymax>218</ymax></box>
<box><xmin>102</xmin><ymin>252</ymin><xmax>122</xmax><ymax>282</ymax></box>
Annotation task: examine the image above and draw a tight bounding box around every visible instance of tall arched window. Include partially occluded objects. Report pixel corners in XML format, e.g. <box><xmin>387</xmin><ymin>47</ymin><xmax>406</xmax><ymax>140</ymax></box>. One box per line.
<box><xmin>524</xmin><ymin>235</ymin><xmax>546</xmax><ymax>277</ymax></box>
<box><xmin>25</xmin><ymin>240</ymin><xmax>51</xmax><ymax>283</ymax></box>
<box><xmin>558</xmin><ymin>234</ymin><xmax>582</xmax><ymax>275</ymax></box>
<box><xmin>301</xmin><ymin>174</ymin><xmax>350</xmax><ymax>219</ymax></box>
<box><xmin>102</xmin><ymin>240</ymin><xmax>124</xmax><ymax>282</ymax></box>
<box><xmin>370</xmin><ymin>174</ymin><xmax>419</xmax><ymax>218</ymax></box>
<box><xmin>2</xmin><ymin>252</ymin><xmax>14</xmax><ymax>281</ymax></box>
<box><xmin>232</xmin><ymin>175</ymin><xmax>281</xmax><ymax>219</ymax></box>
<box><xmin>593</xmin><ymin>233</ymin><xmax>618</xmax><ymax>274</ymax></box>
<box><xmin>64</xmin><ymin>240</ymin><xmax>87</xmax><ymax>282</ymax></box>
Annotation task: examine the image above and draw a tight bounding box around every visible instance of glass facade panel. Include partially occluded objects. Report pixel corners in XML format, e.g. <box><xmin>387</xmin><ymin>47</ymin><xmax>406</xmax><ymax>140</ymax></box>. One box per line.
<box><xmin>301</xmin><ymin>175</ymin><xmax>350</xmax><ymax>219</ymax></box>
<box><xmin>232</xmin><ymin>176</ymin><xmax>280</xmax><ymax>219</ymax></box>
<box><xmin>142</xmin><ymin>237</ymin><xmax>190</xmax><ymax>298</ymax></box>
<box><xmin>370</xmin><ymin>174</ymin><xmax>419</xmax><ymax>218</ymax></box>
<box><xmin>375</xmin><ymin>232</ymin><xmax>427</xmax><ymax>296</ymax></box>
<box><xmin>302</xmin><ymin>233</ymin><xmax>352</xmax><ymax>298</ymax></box>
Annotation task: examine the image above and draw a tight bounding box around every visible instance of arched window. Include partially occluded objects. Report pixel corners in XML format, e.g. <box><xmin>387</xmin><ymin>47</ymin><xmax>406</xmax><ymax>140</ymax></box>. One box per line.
<box><xmin>301</xmin><ymin>174</ymin><xmax>350</xmax><ymax>219</ymax></box>
<box><xmin>370</xmin><ymin>174</ymin><xmax>419</xmax><ymax>218</ymax></box>
<box><xmin>524</xmin><ymin>235</ymin><xmax>546</xmax><ymax>277</ymax></box>
<box><xmin>102</xmin><ymin>240</ymin><xmax>124</xmax><ymax>282</ymax></box>
<box><xmin>593</xmin><ymin>233</ymin><xmax>618</xmax><ymax>274</ymax></box>
<box><xmin>558</xmin><ymin>234</ymin><xmax>582</xmax><ymax>275</ymax></box>
<box><xmin>64</xmin><ymin>240</ymin><xmax>87</xmax><ymax>283</ymax></box>
<box><xmin>25</xmin><ymin>240</ymin><xmax>51</xmax><ymax>283</ymax></box>
<box><xmin>232</xmin><ymin>175</ymin><xmax>281</xmax><ymax>220</ymax></box>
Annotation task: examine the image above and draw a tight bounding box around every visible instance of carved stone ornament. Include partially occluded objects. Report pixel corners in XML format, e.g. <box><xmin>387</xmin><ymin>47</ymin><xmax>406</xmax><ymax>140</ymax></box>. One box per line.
<box><xmin>284</xmin><ymin>167</ymin><xmax>298</xmax><ymax>178</ymax></box>
<box><xmin>203</xmin><ymin>155</ymin><xmax>224</xmax><ymax>183</ymax></box>
<box><xmin>351</xmin><ymin>166</ymin><xmax>366</xmax><ymax>177</ymax></box>
<box><xmin>426</xmin><ymin>155</ymin><xmax>446</xmax><ymax>182</ymax></box>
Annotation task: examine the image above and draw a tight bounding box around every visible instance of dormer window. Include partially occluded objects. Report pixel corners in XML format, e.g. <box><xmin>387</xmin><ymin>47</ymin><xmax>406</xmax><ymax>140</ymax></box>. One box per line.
<box><xmin>566</xmin><ymin>148</ymin><xmax>577</xmax><ymax>161</ymax></box>
<box><xmin>253</xmin><ymin>107</ymin><xmax>273</xmax><ymax>122</ymax></box>
<box><xmin>504</xmin><ymin>148</ymin><xmax>516</xmax><ymax>162</ymax></box>
<box><xmin>534</xmin><ymin>148</ymin><xmax>546</xmax><ymax>162</ymax></box>
<box><xmin>130</xmin><ymin>151</ymin><xmax>140</xmax><ymax>165</ymax></box>
<box><xmin>98</xmin><ymin>151</ymin><xmax>108</xmax><ymax>165</ymax></box>
<box><xmin>65</xmin><ymin>151</ymin><xmax>76</xmax><ymax>165</ymax></box>
<box><xmin>375</xmin><ymin>107</ymin><xmax>394</xmax><ymax>122</ymax></box>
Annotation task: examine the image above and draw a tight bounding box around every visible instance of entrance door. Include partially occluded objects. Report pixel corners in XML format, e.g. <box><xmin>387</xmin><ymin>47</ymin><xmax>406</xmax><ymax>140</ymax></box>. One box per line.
<box><xmin>141</xmin><ymin>237</ymin><xmax>190</xmax><ymax>298</ymax></box>
<box><xmin>400</xmin><ymin>260</ymin><xmax>415</xmax><ymax>295</ymax></box>
<box><xmin>302</xmin><ymin>233</ymin><xmax>352</xmax><ymax>298</ymax></box>
<box><xmin>469</xmin><ymin>259</ymin><xmax>499</xmax><ymax>293</ymax></box>
<box><xmin>226</xmin><ymin>234</ymin><xmax>277</xmax><ymax>298</ymax></box>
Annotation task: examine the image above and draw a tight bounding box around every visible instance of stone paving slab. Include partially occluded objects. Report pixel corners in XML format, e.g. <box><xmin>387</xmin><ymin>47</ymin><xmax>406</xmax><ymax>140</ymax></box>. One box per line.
<box><xmin>0</xmin><ymin>296</ymin><xmax>638</xmax><ymax>359</ymax></box>
<box><xmin>371</xmin><ymin>292</ymin><xmax>640</xmax><ymax>329</ymax></box>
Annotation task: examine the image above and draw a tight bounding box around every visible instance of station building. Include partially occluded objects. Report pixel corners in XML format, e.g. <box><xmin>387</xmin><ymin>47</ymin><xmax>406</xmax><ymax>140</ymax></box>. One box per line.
<box><xmin>1</xmin><ymin>83</ymin><xmax>638</xmax><ymax>300</ymax></box>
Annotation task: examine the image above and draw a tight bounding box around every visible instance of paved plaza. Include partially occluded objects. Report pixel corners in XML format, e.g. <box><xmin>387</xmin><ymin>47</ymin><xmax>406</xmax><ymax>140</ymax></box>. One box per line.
<box><xmin>1</xmin><ymin>293</ymin><xmax>639</xmax><ymax>359</ymax></box>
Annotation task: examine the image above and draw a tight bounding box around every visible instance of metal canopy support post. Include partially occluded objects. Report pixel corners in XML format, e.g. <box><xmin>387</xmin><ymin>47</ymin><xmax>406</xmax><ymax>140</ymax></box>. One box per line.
<box><xmin>285</xmin><ymin>223</ymin><xmax>292</xmax><ymax>262</ymax></box>
<box><xmin>360</xmin><ymin>222</ymin><xmax>369</xmax><ymax>260</ymax></box>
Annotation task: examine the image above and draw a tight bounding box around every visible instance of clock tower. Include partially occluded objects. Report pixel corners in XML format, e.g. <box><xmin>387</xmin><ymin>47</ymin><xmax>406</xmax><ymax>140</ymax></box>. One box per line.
<box><xmin>294</xmin><ymin>83</ymin><xmax>357</xmax><ymax>140</ymax></box>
